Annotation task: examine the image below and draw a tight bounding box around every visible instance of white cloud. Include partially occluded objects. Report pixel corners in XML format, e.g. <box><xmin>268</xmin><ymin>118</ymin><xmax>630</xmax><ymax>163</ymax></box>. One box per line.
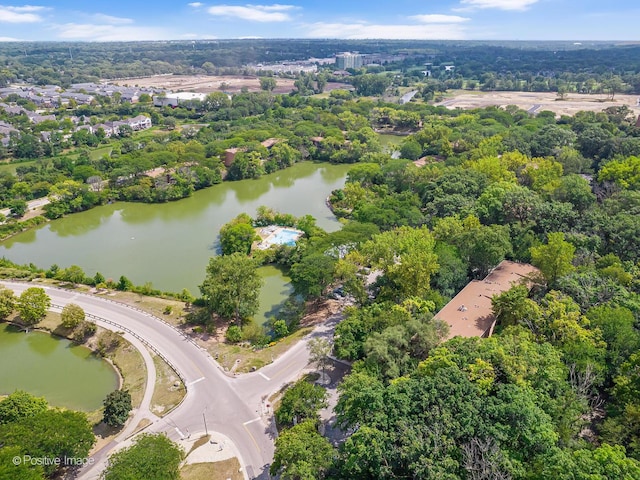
<box><xmin>255</xmin><ymin>3</ymin><xmax>296</xmax><ymax>11</ymax></box>
<box><xmin>91</xmin><ymin>14</ymin><xmax>134</xmax><ymax>25</ymax></box>
<box><xmin>188</xmin><ymin>2</ymin><xmax>203</xmax><ymax>7</ymax></box>
<box><xmin>207</xmin><ymin>4</ymin><xmax>296</xmax><ymax>22</ymax></box>
<box><xmin>55</xmin><ymin>23</ymin><xmax>169</xmax><ymax>41</ymax></box>
<box><xmin>409</xmin><ymin>14</ymin><xmax>470</xmax><ymax>23</ymax></box>
<box><xmin>305</xmin><ymin>22</ymin><xmax>467</xmax><ymax>40</ymax></box>
<box><xmin>6</xmin><ymin>5</ymin><xmax>45</xmax><ymax>12</ymax></box>
<box><xmin>0</xmin><ymin>5</ymin><xmax>46</xmax><ymax>23</ymax></box>
<box><xmin>459</xmin><ymin>0</ymin><xmax>539</xmax><ymax>11</ymax></box>
<box><xmin>0</xmin><ymin>35</ymin><xmax>20</xmax><ymax>40</ymax></box>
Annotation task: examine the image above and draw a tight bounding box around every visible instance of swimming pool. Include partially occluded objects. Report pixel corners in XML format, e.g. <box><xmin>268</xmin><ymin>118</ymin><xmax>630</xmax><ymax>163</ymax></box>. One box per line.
<box><xmin>268</xmin><ymin>228</ymin><xmax>303</xmax><ymax>246</ymax></box>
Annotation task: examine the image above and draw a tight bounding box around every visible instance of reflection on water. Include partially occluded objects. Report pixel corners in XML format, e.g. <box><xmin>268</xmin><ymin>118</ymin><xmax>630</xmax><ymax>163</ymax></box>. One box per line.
<box><xmin>0</xmin><ymin>324</ymin><xmax>118</xmax><ymax>411</ymax></box>
<box><xmin>0</xmin><ymin>162</ymin><xmax>351</xmax><ymax>296</ymax></box>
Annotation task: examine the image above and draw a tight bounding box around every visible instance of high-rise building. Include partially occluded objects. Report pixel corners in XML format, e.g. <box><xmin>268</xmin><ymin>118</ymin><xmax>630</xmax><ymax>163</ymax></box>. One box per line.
<box><xmin>335</xmin><ymin>52</ymin><xmax>364</xmax><ymax>70</ymax></box>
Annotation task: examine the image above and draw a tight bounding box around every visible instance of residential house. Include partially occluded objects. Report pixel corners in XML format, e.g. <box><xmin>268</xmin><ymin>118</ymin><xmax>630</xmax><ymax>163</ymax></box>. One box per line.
<box><xmin>223</xmin><ymin>138</ymin><xmax>281</xmax><ymax>167</ymax></box>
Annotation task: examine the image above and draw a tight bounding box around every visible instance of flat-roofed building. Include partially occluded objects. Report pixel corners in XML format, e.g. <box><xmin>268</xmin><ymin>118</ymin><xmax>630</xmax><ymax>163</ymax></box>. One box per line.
<box><xmin>435</xmin><ymin>260</ymin><xmax>539</xmax><ymax>339</ymax></box>
<box><xmin>336</xmin><ymin>52</ymin><xmax>364</xmax><ymax>70</ymax></box>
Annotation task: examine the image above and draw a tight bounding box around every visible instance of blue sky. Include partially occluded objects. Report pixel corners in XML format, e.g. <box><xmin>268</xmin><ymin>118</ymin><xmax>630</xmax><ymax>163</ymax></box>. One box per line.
<box><xmin>0</xmin><ymin>1</ymin><xmax>638</xmax><ymax>42</ymax></box>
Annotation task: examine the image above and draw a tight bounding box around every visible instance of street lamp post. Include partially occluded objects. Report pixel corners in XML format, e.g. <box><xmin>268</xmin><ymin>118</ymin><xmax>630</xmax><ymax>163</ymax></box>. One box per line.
<box><xmin>203</xmin><ymin>406</ymin><xmax>209</xmax><ymax>436</ymax></box>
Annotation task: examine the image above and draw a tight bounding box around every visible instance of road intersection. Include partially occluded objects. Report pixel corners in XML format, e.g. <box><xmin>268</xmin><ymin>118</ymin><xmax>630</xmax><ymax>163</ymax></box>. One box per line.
<box><xmin>2</xmin><ymin>281</ymin><xmax>338</xmax><ymax>480</ymax></box>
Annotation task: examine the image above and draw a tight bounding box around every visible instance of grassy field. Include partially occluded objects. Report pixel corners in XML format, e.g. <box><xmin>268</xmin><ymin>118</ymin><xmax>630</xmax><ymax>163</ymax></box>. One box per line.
<box><xmin>180</xmin><ymin>459</ymin><xmax>243</xmax><ymax>480</ymax></box>
<box><xmin>0</xmin><ymin>159</ymin><xmax>37</xmax><ymax>174</ymax></box>
<box><xmin>88</xmin><ymin>146</ymin><xmax>113</xmax><ymax>161</ymax></box>
<box><xmin>150</xmin><ymin>354</ymin><xmax>186</xmax><ymax>416</ymax></box>
<box><xmin>204</xmin><ymin>327</ymin><xmax>311</xmax><ymax>373</ymax></box>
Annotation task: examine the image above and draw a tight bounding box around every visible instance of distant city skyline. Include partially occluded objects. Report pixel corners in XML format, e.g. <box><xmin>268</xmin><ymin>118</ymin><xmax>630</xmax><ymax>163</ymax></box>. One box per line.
<box><xmin>0</xmin><ymin>1</ymin><xmax>638</xmax><ymax>42</ymax></box>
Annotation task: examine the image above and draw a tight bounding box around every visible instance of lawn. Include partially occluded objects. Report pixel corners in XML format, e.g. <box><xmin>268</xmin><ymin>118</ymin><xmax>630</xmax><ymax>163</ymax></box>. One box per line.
<box><xmin>180</xmin><ymin>459</ymin><xmax>244</xmax><ymax>480</ymax></box>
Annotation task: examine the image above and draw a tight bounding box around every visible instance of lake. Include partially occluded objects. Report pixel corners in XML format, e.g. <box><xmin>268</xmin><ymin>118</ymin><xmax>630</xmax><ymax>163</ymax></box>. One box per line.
<box><xmin>0</xmin><ymin>161</ymin><xmax>352</xmax><ymax>323</ymax></box>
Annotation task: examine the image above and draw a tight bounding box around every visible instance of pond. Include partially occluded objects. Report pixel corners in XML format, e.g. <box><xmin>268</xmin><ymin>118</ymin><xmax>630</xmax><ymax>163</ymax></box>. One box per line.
<box><xmin>0</xmin><ymin>323</ymin><xmax>119</xmax><ymax>411</ymax></box>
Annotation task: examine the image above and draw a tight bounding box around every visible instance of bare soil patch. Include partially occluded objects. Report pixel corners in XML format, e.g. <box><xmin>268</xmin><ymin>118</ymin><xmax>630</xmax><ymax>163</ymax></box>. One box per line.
<box><xmin>111</xmin><ymin>74</ymin><xmax>297</xmax><ymax>94</ymax></box>
<box><xmin>437</xmin><ymin>91</ymin><xmax>640</xmax><ymax>117</ymax></box>
<box><xmin>111</xmin><ymin>74</ymin><xmax>351</xmax><ymax>96</ymax></box>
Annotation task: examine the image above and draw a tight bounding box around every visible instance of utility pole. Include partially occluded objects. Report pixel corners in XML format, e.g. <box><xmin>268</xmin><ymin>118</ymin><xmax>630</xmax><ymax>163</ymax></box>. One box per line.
<box><xmin>203</xmin><ymin>407</ymin><xmax>209</xmax><ymax>436</ymax></box>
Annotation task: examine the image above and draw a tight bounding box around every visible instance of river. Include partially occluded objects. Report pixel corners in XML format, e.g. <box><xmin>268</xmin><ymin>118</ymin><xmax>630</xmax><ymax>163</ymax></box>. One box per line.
<box><xmin>0</xmin><ymin>161</ymin><xmax>352</xmax><ymax>323</ymax></box>
<box><xmin>0</xmin><ymin>323</ymin><xmax>118</xmax><ymax>411</ymax></box>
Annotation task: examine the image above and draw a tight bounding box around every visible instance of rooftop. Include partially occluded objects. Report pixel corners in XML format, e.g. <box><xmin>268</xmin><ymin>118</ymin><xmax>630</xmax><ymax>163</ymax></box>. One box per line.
<box><xmin>435</xmin><ymin>260</ymin><xmax>539</xmax><ymax>339</ymax></box>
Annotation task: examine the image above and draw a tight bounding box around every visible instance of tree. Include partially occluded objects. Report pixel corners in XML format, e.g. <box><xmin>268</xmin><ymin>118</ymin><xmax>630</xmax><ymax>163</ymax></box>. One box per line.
<box><xmin>9</xmin><ymin>199</ymin><xmax>27</xmax><ymax>217</ymax></box>
<box><xmin>16</xmin><ymin>287</ymin><xmax>50</xmax><ymax>326</ymax></box>
<box><xmin>0</xmin><ymin>390</ymin><xmax>47</xmax><ymax>425</ymax></box>
<box><xmin>199</xmin><ymin>253</ymin><xmax>263</xmax><ymax>326</ymax></box>
<box><xmin>308</xmin><ymin>337</ymin><xmax>332</xmax><ymax>379</ymax></box>
<box><xmin>290</xmin><ymin>254</ymin><xmax>336</xmax><ymax>298</ymax></box>
<box><xmin>0</xmin><ymin>409</ymin><xmax>94</xmax><ymax>477</ymax></box>
<box><xmin>259</xmin><ymin>77</ymin><xmax>277</xmax><ymax>91</ymax></box>
<box><xmin>530</xmin><ymin>232</ymin><xmax>575</xmax><ymax>284</ymax></box>
<box><xmin>103</xmin><ymin>433</ymin><xmax>183</xmax><ymax>480</ymax></box>
<box><xmin>457</xmin><ymin>224</ymin><xmax>512</xmax><ymax>278</ymax></box>
<box><xmin>275</xmin><ymin>379</ymin><xmax>327</xmax><ymax>428</ymax></box>
<box><xmin>270</xmin><ymin>420</ymin><xmax>334</xmax><ymax>479</ymax></box>
<box><xmin>219</xmin><ymin>215</ymin><xmax>258</xmax><ymax>255</ymax></box>
<box><xmin>117</xmin><ymin>275</ymin><xmax>133</xmax><ymax>291</ymax></box>
<box><xmin>59</xmin><ymin>264</ymin><xmax>86</xmax><ymax>286</ymax></box>
<box><xmin>0</xmin><ymin>286</ymin><xmax>16</xmax><ymax>320</ymax></box>
<box><xmin>0</xmin><ymin>445</ymin><xmax>44</xmax><ymax>480</ymax></box>
<box><xmin>61</xmin><ymin>303</ymin><xmax>85</xmax><ymax>329</ymax></box>
<box><xmin>358</xmin><ymin>226</ymin><xmax>439</xmax><ymax>301</ymax></box>
<box><xmin>103</xmin><ymin>390</ymin><xmax>132</xmax><ymax>427</ymax></box>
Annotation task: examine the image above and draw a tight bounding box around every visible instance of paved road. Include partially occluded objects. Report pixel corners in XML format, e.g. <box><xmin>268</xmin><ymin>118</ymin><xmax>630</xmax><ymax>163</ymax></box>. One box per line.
<box><xmin>400</xmin><ymin>90</ymin><xmax>418</xmax><ymax>104</ymax></box>
<box><xmin>2</xmin><ymin>281</ymin><xmax>338</xmax><ymax>480</ymax></box>
<box><xmin>0</xmin><ymin>197</ymin><xmax>51</xmax><ymax>218</ymax></box>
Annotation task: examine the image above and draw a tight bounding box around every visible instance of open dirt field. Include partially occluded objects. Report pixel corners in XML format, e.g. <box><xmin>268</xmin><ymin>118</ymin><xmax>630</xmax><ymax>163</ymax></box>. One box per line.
<box><xmin>112</xmin><ymin>74</ymin><xmax>297</xmax><ymax>94</ymax></box>
<box><xmin>111</xmin><ymin>74</ymin><xmax>350</xmax><ymax>96</ymax></box>
<box><xmin>436</xmin><ymin>91</ymin><xmax>640</xmax><ymax>117</ymax></box>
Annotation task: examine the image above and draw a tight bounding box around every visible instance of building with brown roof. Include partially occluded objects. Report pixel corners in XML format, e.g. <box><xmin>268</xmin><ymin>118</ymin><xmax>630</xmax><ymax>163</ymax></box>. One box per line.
<box><xmin>434</xmin><ymin>260</ymin><xmax>539</xmax><ymax>340</ymax></box>
<box><xmin>223</xmin><ymin>138</ymin><xmax>282</xmax><ymax>167</ymax></box>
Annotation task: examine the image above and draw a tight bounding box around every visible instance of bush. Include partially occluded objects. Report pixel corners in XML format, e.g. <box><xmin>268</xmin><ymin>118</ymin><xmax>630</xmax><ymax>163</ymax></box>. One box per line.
<box><xmin>97</xmin><ymin>330</ymin><xmax>121</xmax><ymax>355</ymax></box>
<box><xmin>72</xmin><ymin>320</ymin><xmax>96</xmax><ymax>342</ymax></box>
<box><xmin>272</xmin><ymin>319</ymin><xmax>289</xmax><ymax>338</ymax></box>
<box><xmin>242</xmin><ymin>322</ymin><xmax>270</xmax><ymax>346</ymax></box>
<box><xmin>226</xmin><ymin>325</ymin><xmax>242</xmax><ymax>343</ymax></box>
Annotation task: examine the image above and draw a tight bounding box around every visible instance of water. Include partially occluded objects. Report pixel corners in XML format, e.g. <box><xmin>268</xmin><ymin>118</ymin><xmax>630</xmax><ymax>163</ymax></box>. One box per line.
<box><xmin>0</xmin><ymin>161</ymin><xmax>352</xmax><ymax>323</ymax></box>
<box><xmin>0</xmin><ymin>323</ymin><xmax>119</xmax><ymax>411</ymax></box>
<box><xmin>378</xmin><ymin>133</ymin><xmax>406</xmax><ymax>158</ymax></box>
<box><xmin>267</xmin><ymin>228</ymin><xmax>303</xmax><ymax>247</ymax></box>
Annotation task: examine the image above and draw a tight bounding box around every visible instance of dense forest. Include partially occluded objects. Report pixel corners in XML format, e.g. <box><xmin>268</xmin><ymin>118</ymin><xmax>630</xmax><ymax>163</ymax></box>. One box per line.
<box><xmin>1</xmin><ymin>40</ymin><xmax>640</xmax><ymax>93</ymax></box>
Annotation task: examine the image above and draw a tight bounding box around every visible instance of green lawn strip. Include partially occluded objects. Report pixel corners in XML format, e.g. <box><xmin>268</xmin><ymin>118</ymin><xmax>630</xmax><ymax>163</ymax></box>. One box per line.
<box><xmin>150</xmin><ymin>353</ymin><xmax>186</xmax><ymax>416</ymax></box>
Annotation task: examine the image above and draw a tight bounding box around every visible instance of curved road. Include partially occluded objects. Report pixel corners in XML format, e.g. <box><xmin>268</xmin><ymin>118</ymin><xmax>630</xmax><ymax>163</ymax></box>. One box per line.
<box><xmin>2</xmin><ymin>281</ymin><xmax>336</xmax><ymax>480</ymax></box>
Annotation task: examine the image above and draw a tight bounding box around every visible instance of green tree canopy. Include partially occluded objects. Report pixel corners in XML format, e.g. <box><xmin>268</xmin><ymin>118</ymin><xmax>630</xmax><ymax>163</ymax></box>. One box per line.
<box><xmin>270</xmin><ymin>420</ymin><xmax>334</xmax><ymax>480</ymax></box>
<box><xmin>275</xmin><ymin>379</ymin><xmax>327</xmax><ymax>429</ymax></box>
<box><xmin>61</xmin><ymin>303</ymin><xmax>85</xmax><ymax>329</ymax></box>
<box><xmin>219</xmin><ymin>214</ymin><xmax>258</xmax><ymax>255</ymax></box>
<box><xmin>0</xmin><ymin>409</ymin><xmax>94</xmax><ymax>477</ymax></box>
<box><xmin>102</xmin><ymin>390</ymin><xmax>132</xmax><ymax>427</ymax></box>
<box><xmin>0</xmin><ymin>286</ymin><xmax>16</xmax><ymax>320</ymax></box>
<box><xmin>530</xmin><ymin>232</ymin><xmax>575</xmax><ymax>284</ymax></box>
<box><xmin>16</xmin><ymin>287</ymin><xmax>50</xmax><ymax>326</ymax></box>
<box><xmin>0</xmin><ymin>390</ymin><xmax>47</xmax><ymax>425</ymax></box>
<box><xmin>103</xmin><ymin>433</ymin><xmax>183</xmax><ymax>480</ymax></box>
<box><xmin>199</xmin><ymin>253</ymin><xmax>263</xmax><ymax>326</ymax></box>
